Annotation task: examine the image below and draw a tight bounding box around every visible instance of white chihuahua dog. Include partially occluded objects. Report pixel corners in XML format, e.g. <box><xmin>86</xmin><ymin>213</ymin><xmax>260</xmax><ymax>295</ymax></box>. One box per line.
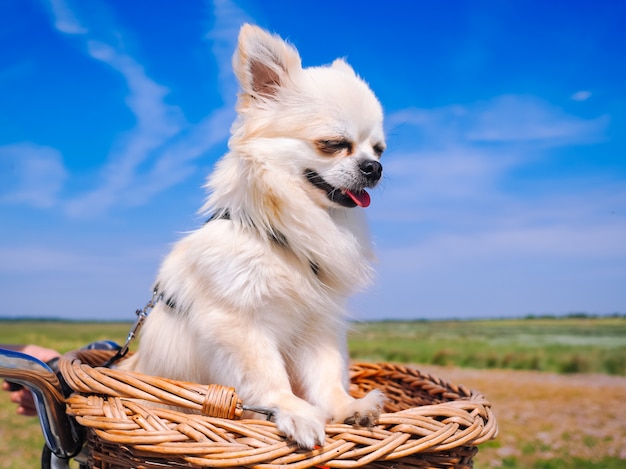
<box><xmin>123</xmin><ymin>24</ymin><xmax>386</xmax><ymax>448</ymax></box>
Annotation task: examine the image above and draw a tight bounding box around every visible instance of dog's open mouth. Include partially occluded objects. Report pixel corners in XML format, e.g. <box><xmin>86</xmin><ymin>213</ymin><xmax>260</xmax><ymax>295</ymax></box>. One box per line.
<box><xmin>304</xmin><ymin>169</ymin><xmax>371</xmax><ymax>208</ymax></box>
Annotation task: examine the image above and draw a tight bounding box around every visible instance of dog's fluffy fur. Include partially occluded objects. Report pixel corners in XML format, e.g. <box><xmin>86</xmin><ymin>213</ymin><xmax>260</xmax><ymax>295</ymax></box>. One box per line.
<box><xmin>122</xmin><ymin>24</ymin><xmax>386</xmax><ymax>448</ymax></box>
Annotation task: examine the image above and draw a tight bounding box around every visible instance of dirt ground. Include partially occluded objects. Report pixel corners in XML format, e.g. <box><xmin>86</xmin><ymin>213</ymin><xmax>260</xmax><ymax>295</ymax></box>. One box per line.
<box><xmin>416</xmin><ymin>365</ymin><xmax>626</xmax><ymax>467</ymax></box>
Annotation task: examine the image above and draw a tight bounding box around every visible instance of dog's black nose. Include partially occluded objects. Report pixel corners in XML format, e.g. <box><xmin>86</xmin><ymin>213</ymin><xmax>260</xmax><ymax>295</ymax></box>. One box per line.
<box><xmin>359</xmin><ymin>160</ymin><xmax>383</xmax><ymax>183</ymax></box>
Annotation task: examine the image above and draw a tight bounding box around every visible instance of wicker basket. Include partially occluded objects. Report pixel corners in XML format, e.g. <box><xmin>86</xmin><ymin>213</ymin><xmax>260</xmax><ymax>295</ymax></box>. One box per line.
<box><xmin>59</xmin><ymin>349</ymin><xmax>497</xmax><ymax>469</ymax></box>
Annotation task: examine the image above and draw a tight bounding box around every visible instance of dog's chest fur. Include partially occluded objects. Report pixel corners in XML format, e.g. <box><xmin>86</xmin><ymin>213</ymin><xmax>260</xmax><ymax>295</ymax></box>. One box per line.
<box><xmin>156</xmin><ymin>207</ymin><xmax>372</xmax><ymax>327</ymax></box>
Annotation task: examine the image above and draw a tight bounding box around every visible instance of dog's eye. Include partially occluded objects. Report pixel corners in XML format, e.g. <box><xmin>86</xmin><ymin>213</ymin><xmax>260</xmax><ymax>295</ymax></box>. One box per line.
<box><xmin>373</xmin><ymin>143</ymin><xmax>385</xmax><ymax>157</ymax></box>
<box><xmin>316</xmin><ymin>139</ymin><xmax>353</xmax><ymax>155</ymax></box>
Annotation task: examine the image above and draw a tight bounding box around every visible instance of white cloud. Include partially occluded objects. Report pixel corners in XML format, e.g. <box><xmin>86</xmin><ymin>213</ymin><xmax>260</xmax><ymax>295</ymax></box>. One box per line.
<box><xmin>386</xmin><ymin>215</ymin><xmax>626</xmax><ymax>269</ymax></box>
<box><xmin>571</xmin><ymin>90</ymin><xmax>592</xmax><ymax>101</ymax></box>
<box><xmin>65</xmin><ymin>40</ymin><xmax>184</xmax><ymax>216</ymax></box>
<box><xmin>44</xmin><ymin>0</ymin><xmax>88</xmax><ymax>35</ymax></box>
<box><xmin>38</xmin><ymin>0</ymin><xmax>250</xmax><ymax>217</ymax></box>
<box><xmin>206</xmin><ymin>0</ymin><xmax>253</xmax><ymax>103</ymax></box>
<box><xmin>0</xmin><ymin>246</ymin><xmax>92</xmax><ymax>273</ymax></box>
<box><xmin>376</xmin><ymin>95</ymin><xmax>611</xmax><ymax>222</ymax></box>
<box><xmin>382</xmin><ymin>147</ymin><xmax>516</xmax><ymax>199</ymax></box>
<box><xmin>123</xmin><ymin>0</ymin><xmax>251</xmax><ymax>206</ymax></box>
<box><xmin>0</xmin><ymin>239</ymin><xmax>164</xmax><ymax>274</ymax></box>
<box><xmin>466</xmin><ymin>95</ymin><xmax>607</xmax><ymax>144</ymax></box>
<box><xmin>0</xmin><ymin>143</ymin><xmax>67</xmax><ymax>208</ymax></box>
<box><xmin>125</xmin><ymin>106</ymin><xmax>235</xmax><ymax>206</ymax></box>
<box><xmin>0</xmin><ymin>241</ymin><xmax>165</xmax><ymax>318</ymax></box>
<box><xmin>387</xmin><ymin>94</ymin><xmax>609</xmax><ymax>147</ymax></box>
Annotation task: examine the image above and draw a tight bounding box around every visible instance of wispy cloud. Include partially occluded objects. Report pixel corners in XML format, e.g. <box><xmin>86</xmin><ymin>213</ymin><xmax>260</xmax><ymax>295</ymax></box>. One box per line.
<box><xmin>206</xmin><ymin>0</ymin><xmax>253</xmax><ymax>103</ymax></box>
<box><xmin>0</xmin><ymin>143</ymin><xmax>67</xmax><ymax>208</ymax></box>
<box><xmin>380</xmin><ymin>95</ymin><xmax>610</xmax><ymax>211</ymax></box>
<box><xmin>465</xmin><ymin>95</ymin><xmax>608</xmax><ymax>144</ymax></box>
<box><xmin>571</xmin><ymin>90</ymin><xmax>592</xmax><ymax>102</ymax></box>
<box><xmin>0</xmin><ymin>241</ymin><xmax>164</xmax><ymax>318</ymax></box>
<box><xmin>380</xmin><ymin>191</ymin><xmax>626</xmax><ymax>265</ymax></box>
<box><xmin>34</xmin><ymin>0</ymin><xmax>249</xmax><ymax>217</ymax></box>
<box><xmin>115</xmin><ymin>0</ymin><xmax>251</xmax><ymax>207</ymax></box>
<box><xmin>0</xmin><ymin>245</ymin><xmax>97</xmax><ymax>273</ymax></box>
<box><xmin>387</xmin><ymin>94</ymin><xmax>608</xmax><ymax>148</ymax></box>
<box><xmin>125</xmin><ymin>106</ymin><xmax>235</xmax><ymax>207</ymax></box>
<box><xmin>45</xmin><ymin>0</ymin><xmax>88</xmax><ymax>35</ymax></box>
<box><xmin>65</xmin><ymin>39</ymin><xmax>184</xmax><ymax>216</ymax></box>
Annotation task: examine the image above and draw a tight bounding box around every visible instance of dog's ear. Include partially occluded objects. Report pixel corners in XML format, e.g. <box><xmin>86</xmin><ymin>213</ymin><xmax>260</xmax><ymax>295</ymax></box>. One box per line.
<box><xmin>233</xmin><ymin>24</ymin><xmax>301</xmax><ymax>99</ymax></box>
<box><xmin>331</xmin><ymin>59</ymin><xmax>357</xmax><ymax>76</ymax></box>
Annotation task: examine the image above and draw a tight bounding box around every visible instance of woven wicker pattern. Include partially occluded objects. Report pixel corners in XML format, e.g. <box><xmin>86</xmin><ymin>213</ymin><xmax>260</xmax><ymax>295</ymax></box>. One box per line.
<box><xmin>59</xmin><ymin>350</ymin><xmax>497</xmax><ymax>469</ymax></box>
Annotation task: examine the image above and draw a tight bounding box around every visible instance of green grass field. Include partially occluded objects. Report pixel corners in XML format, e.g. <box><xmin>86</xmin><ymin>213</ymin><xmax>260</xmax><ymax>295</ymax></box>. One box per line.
<box><xmin>0</xmin><ymin>320</ymin><xmax>132</xmax><ymax>356</ymax></box>
<box><xmin>1</xmin><ymin>317</ymin><xmax>625</xmax><ymax>468</ymax></box>
<box><xmin>348</xmin><ymin>316</ymin><xmax>626</xmax><ymax>375</ymax></box>
<box><xmin>2</xmin><ymin>315</ymin><xmax>623</xmax><ymax>375</ymax></box>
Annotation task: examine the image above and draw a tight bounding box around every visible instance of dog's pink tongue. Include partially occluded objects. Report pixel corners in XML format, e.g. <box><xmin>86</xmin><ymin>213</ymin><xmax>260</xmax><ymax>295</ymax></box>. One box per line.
<box><xmin>345</xmin><ymin>189</ymin><xmax>371</xmax><ymax>208</ymax></box>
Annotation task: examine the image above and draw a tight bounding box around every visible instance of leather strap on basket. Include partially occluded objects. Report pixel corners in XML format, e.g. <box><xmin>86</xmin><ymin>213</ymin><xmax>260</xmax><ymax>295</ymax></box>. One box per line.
<box><xmin>202</xmin><ymin>383</ymin><xmax>243</xmax><ymax>419</ymax></box>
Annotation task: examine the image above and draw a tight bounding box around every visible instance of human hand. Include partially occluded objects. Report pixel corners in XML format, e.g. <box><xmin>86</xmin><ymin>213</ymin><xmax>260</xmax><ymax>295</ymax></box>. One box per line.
<box><xmin>1</xmin><ymin>381</ymin><xmax>39</xmax><ymax>416</ymax></box>
<box><xmin>17</xmin><ymin>345</ymin><xmax>61</xmax><ymax>364</ymax></box>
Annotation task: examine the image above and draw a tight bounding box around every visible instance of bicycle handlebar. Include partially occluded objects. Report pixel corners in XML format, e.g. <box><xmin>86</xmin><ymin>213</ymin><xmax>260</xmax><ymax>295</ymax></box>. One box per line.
<box><xmin>0</xmin><ymin>349</ymin><xmax>82</xmax><ymax>459</ymax></box>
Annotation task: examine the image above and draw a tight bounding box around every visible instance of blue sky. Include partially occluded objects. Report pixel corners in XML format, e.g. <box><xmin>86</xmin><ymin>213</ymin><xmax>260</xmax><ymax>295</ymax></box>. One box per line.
<box><xmin>1</xmin><ymin>0</ymin><xmax>625</xmax><ymax>321</ymax></box>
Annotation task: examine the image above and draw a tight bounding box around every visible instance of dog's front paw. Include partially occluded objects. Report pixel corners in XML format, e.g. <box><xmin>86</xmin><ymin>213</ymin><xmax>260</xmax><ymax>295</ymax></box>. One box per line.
<box><xmin>337</xmin><ymin>389</ymin><xmax>385</xmax><ymax>427</ymax></box>
<box><xmin>274</xmin><ymin>405</ymin><xmax>326</xmax><ymax>449</ymax></box>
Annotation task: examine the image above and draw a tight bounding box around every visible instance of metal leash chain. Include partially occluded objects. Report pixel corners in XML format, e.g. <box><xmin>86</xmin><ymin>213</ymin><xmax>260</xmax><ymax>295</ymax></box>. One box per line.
<box><xmin>102</xmin><ymin>289</ymin><xmax>163</xmax><ymax>367</ymax></box>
